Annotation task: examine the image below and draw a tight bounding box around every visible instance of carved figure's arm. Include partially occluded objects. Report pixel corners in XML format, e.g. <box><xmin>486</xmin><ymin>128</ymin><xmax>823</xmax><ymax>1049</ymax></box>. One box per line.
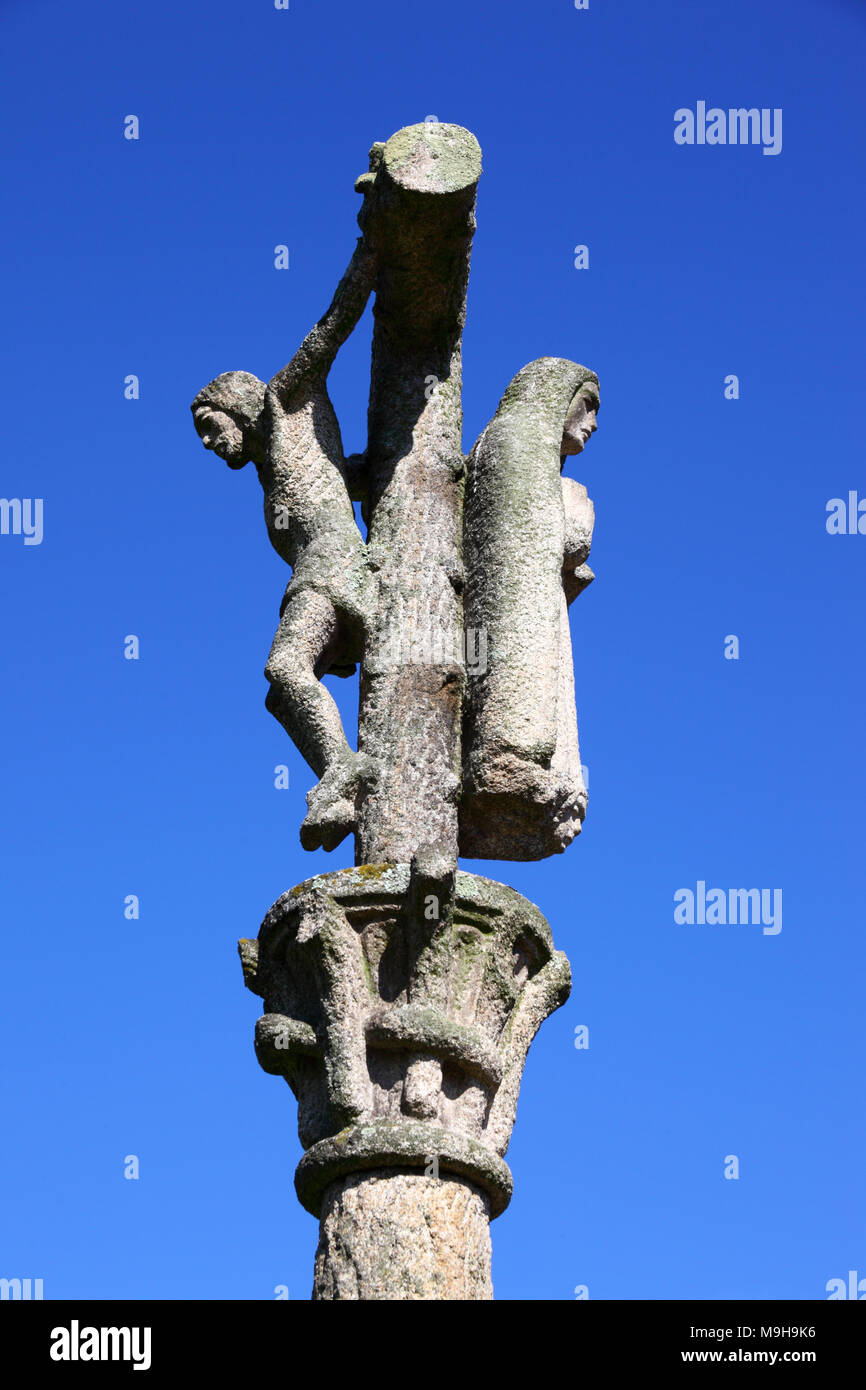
<box><xmin>268</xmin><ymin>236</ymin><xmax>377</xmax><ymax>411</ymax></box>
<box><xmin>561</xmin><ymin>475</ymin><xmax>595</xmax><ymax>605</ymax></box>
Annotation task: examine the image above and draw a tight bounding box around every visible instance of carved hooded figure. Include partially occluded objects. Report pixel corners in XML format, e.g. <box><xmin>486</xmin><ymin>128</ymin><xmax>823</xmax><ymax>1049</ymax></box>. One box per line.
<box><xmin>459</xmin><ymin>357</ymin><xmax>599</xmax><ymax>860</ymax></box>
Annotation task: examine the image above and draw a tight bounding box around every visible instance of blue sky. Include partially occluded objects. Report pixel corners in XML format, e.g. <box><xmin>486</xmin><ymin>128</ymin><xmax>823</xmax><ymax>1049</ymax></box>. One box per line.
<box><xmin>1</xmin><ymin>0</ymin><xmax>864</xmax><ymax>1300</ymax></box>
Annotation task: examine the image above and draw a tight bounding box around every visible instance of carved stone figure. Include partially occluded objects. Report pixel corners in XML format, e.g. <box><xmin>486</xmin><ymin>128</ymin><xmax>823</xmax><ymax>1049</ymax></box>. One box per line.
<box><xmin>460</xmin><ymin>358</ymin><xmax>600</xmax><ymax>859</ymax></box>
<box><xmin>191</xmin><ymin>242</ymin><xmax>378</xmax><ymax>851</ymax></box>
<box><xmin>190</xmin><ymin>121</ymin><xmax>601</xmax><ymax>1299</ymax></box>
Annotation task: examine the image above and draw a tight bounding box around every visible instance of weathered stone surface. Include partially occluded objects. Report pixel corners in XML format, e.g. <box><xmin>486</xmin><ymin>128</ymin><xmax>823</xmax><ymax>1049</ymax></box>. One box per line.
<box><xmin>189</xmin><ymin>126</ymin><xmax>599</xmax><ymax>868</ymax></box>
<box><xmin>241</xmin><ymin>863</ymin><xmax>570</xmax><ymax>1166</ymax></box>
<box><xmin>313</xmin><ymin>1172</ymin><xmax>493</xmax><ymax>1301</ymax></box>
<box><xmin>295</xmin><ymin>1118</ymin><xmax>513</xmax><ymax>1220</ymax></box>
<box><xmin>460</xmin><ymin>358</ymin><xmax>599</xmax><ymax>860</ymax></box>
<box><xmin>240</xmin><ymin>859</ymin><xmax>570</xmax><ymax>1295</ymax></box>
<box><xmin>191</xmin><ymin>237</ymin><xmax>379</xmax><ymax>854</ymax></box>
<box><xmin>354</xmin><ymin>123</ymin><xmax>482</xmax><ymax>866</ymax></box>
<box><xmin>193</xmin><ymin>123</ymin><xmax>600</xmax><ymax>1299</ymax></box>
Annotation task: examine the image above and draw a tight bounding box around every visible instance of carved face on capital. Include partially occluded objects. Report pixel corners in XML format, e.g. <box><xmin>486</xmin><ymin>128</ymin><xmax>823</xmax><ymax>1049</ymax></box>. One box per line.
<box><xmin>561</xmin><ymin>382</ymin><xmax>600</xmax><ymax>457</ymax></box>
<box><xmin>193</xmin><ymin>406</ymin><xmax>249</xmax><ymax>469</ymax></box>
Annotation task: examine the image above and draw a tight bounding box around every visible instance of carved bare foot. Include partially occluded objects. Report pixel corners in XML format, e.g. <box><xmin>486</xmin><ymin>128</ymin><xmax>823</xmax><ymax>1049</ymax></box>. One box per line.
<box><xmin>300</xmin><ymin>750</ymin><xmax>377</xmax><ymax>853</ymax></box>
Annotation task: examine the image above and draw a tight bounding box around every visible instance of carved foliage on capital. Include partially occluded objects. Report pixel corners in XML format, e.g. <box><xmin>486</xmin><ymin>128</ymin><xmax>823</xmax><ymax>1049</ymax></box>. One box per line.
<box><xmin>239</xmin><ymin>859</ymin><xmax>570</xmax><ymax>1211</ymax></box>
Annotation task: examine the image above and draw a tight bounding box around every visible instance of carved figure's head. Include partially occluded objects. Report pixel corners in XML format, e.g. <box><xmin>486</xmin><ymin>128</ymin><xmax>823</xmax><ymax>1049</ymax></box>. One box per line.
<box><xmin>561</xmin><ymin>371</ymin><xmax>600</xmax><ymax>457</ymax></box>
<box><xmin>191</xmin><ymin>371</ymin><xmax>266</xmax><ymax>468</ymax></box>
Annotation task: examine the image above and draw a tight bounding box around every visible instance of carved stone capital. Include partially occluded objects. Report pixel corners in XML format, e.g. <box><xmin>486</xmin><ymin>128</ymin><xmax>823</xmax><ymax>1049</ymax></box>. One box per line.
<box><xmin>239</xmin><ymin>859</ymin><xmax>571</xmax><ymax>1221</ymax></box>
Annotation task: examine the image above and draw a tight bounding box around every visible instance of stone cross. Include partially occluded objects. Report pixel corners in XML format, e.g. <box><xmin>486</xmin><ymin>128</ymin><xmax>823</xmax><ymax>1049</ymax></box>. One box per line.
<box><xmin>191</xmin><ymin>122</ymin><xmax>600</xmax><ymax>1300</ymax></box>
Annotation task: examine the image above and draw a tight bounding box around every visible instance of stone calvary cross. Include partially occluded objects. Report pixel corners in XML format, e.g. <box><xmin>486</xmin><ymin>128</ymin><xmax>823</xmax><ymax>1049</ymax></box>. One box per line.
<box><xmin>191</xmin><ymin>122</ymin><xmax>600</xmax><ymax>1300</ymax></box>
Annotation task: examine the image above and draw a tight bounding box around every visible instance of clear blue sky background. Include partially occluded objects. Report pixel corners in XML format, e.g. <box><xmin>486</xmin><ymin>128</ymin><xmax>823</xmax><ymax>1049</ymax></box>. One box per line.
<box><xmin>1</xmin><ymin>0</ymin><xmax>864</xmax><ymax>1301</ymax></box>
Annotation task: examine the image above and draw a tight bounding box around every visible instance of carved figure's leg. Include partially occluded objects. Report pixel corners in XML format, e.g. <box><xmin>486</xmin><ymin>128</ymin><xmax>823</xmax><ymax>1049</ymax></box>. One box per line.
<box><xmin>265</xmin><ymin>589</ymin><xmax>374</xmax><ymax>852</ymax></box>
<box><xmin>265</xmin><ymin>588</ymin><xmax>347</xmax><ymax>775</ymax></box>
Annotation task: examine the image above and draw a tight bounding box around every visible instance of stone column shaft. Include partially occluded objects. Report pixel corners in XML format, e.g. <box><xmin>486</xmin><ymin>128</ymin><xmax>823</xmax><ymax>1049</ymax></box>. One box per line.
<box><xmin>314</xmin><ymin>1172</ymin><xmax>492</xmax><ymax>1301</ymax></box>
<box><xmin>355</xmin><ymin>123</ymin><xmax>482</xmax><ymax>865</ymax></box>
